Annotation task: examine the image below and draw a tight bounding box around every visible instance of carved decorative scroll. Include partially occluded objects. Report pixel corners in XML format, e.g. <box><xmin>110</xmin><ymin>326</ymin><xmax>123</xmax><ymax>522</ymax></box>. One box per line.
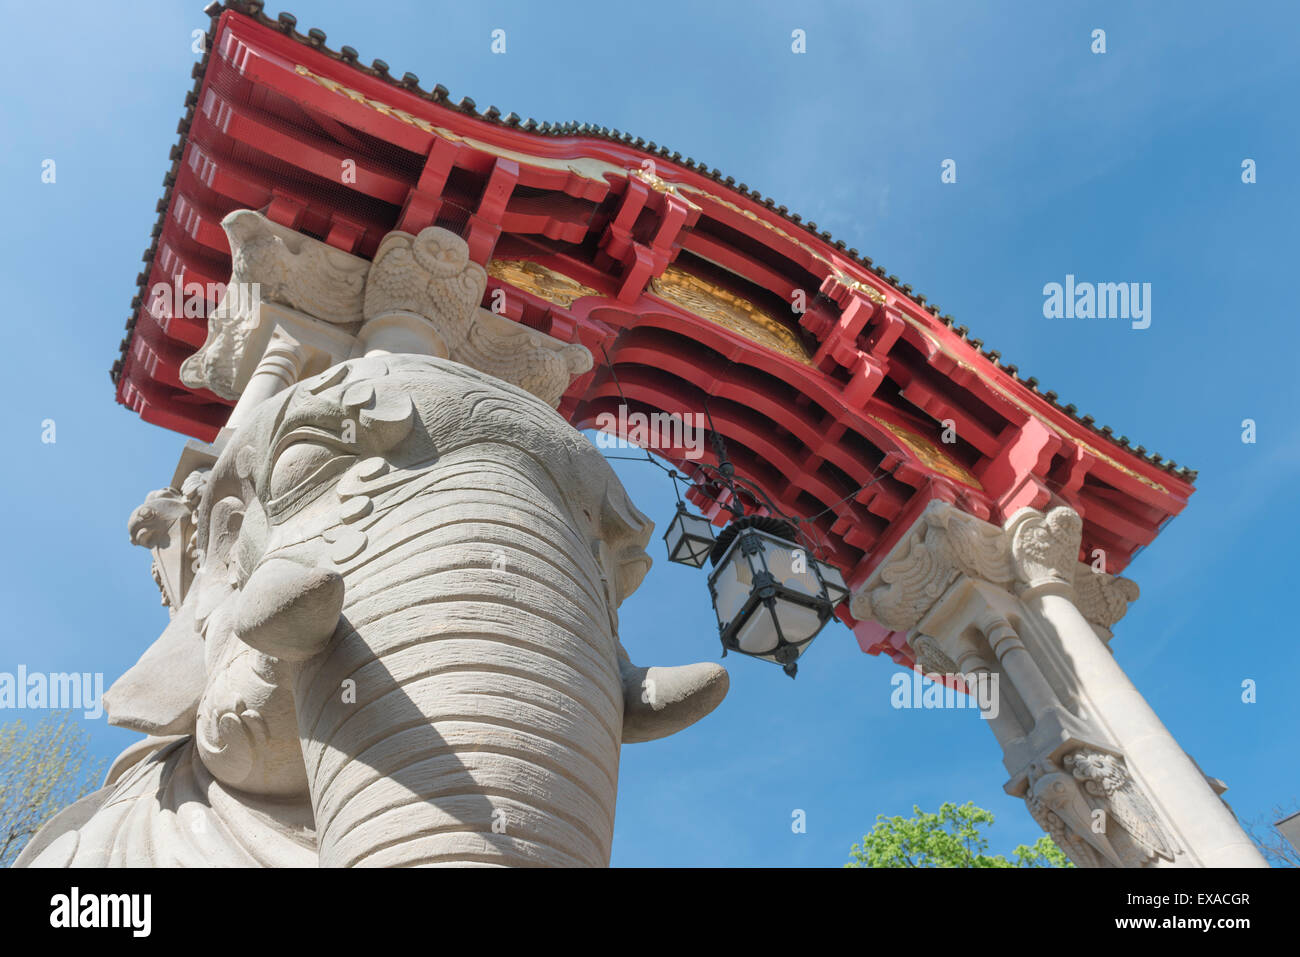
<box><xmin>851</xmin><ymin>501</ymin><xmax>1014</xmax><ymax>631</ymax></box>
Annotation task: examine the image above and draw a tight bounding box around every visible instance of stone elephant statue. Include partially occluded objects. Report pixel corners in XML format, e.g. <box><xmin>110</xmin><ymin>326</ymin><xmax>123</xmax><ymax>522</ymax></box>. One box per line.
<box><xmin>18</xmin><ymin>355</ymin><xmax>728</xmax><ymax>867</ymax></box>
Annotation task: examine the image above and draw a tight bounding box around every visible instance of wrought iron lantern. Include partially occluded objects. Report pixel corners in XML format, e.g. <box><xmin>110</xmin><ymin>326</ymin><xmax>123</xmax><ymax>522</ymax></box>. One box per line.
<box><xmin>706</xmin><ymin>516</ymin><xmax>844</xmax><ymax>678</ymax></box>
<box><xmin>650</xmin><ymin>405</ymin><xmax>852</xmax><ymax>677</ymax></box>
<box><xmin>662</xmin><ymin>502</ymin><xmax>716</xmax><ymax>568</ymax></box>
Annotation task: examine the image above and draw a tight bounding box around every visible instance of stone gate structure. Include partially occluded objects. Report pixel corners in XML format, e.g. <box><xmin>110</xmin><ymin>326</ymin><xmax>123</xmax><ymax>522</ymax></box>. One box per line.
<box><xmin>31</xmin><ymin>1</ymin><xmax>1262</xmax><ymax>867</ymax></box>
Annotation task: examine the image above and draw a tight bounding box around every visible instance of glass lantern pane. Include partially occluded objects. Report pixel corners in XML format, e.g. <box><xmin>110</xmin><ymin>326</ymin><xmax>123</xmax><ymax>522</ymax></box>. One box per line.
<box><xmin>817</xmin><ymin>562</ymin><xmax>850</xmax><ymax>605</ymax></box>
<box><xmin>665</xmin><ymin>509</ymin><xmax>714</xmax><ymax>568</ymax></box>
<box><xmin>664</xmin><ymin>514</ymin><xmax>686</xmax><ymax>551</ymax></box>
<box><xmin>753</xmin><ymin>531</ymin><xmax>820</xmax><ymax>599</ymax></box>
<box><xmin>774</xmin><ymin>602</ymin><xmax>825</xmax><ymax>645</ymax></box>
<box><xmin>680</xmin><ymin>511</ymin><xmax>715</xmax><ymax>539</ymax></box>
<box><xmin>684</xmin><ymin>539</ymin><xmax>713</xmax><ymax>566</ymax></box>
<box><xmin>710</xmin><ymin>550</ymin><xmax>753</xmax><ymax>623</ymax></box>
<box><xmin>756</xmin><ymin>644</ymin><xmax>808</xmax><ymax>666</ymax></box>
<box><xmin>670</xmin><ymin>537</ymin><xmax>704</xmax><ymax>566</ymax></box>
<box><xmin>736</xmin><ymin>605</ymin><xmax>780</xmax><ymax>654</ymax></box>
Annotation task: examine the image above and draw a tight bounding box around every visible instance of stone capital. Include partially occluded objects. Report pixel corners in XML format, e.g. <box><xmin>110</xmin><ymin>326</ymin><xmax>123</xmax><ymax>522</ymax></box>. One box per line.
<box><xmin>850</xmin><ymin>500</ymin><xmax>1138</xmax><ymax>633</ymax></box>
<box><xmin>849</xmin><ymin>500</ymin><xmax>1014</xmax><ymax>631</ymax></box>
<box><xmin>181</xmin><ymin>210</ymin><xmax>593</xmax><ymax>412</ymax></box>
<box><xmin>1007</xmin><ymin>505</ymin><xmax>1083</xmax><ymax>589</ymax></box>
<box><xmin>1073</xmin><ymin>564</ymin><xmax>1141</xmax><ymax>632</ymax></box>
<box><xmin>359</xmin><ymin>226</ymin><xmax>592</xmax><ymax>406</ymax></box>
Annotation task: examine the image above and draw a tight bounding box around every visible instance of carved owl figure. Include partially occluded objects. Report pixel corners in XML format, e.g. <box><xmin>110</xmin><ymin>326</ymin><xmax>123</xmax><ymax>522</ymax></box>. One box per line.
<box><xmin>1065</xmin><ymin>748</ymin><xmax>1176</xmax><ymax>864</ymax></box>
<box><xmin>360</xmin><ymin>225</ymin><xmax>591</xmax><ymax>407</ymax></box>
<box><xmin>1026</xmin><ymin>760</ymin><xmax>1117</xmax><ymax>867</ymax></box>
<box><xmin>363</xmin><ymin>226</ymin><xmax>487</xmax><ymax>331</ymax></box>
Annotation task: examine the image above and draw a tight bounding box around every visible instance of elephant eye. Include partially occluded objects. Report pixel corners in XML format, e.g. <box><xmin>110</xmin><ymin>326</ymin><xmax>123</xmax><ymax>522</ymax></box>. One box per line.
<box><xmin>265</xmin><ymin>440</ymin><xmax>353</xmax><ymax>520</ymax></box>
<box><xmin>270</xmin><ymin>442</ymin><xmax>333</xmax><ymax>498</ymax></box>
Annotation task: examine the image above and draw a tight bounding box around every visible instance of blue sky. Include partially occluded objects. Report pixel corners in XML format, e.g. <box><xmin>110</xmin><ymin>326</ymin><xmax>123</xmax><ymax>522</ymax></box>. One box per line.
<box><xmin>1</xmin><ymin>0</ymin><xmax>1297</xmax><ymax>866</ymax></box>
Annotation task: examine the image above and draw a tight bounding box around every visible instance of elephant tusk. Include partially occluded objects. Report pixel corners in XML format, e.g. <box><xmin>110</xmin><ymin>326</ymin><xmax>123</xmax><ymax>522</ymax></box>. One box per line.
<box><xmin>618</xmin><ymin>651</ymin><xmax>730</xmax><ymax>744</ymax></box>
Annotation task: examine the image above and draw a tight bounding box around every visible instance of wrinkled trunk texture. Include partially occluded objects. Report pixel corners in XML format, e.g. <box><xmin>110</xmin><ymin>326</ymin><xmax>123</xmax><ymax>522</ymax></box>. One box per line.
<box><xmin>294</xmin><ymin>448</ymin><xmax>624</xmax><ymax>867</ymax></box>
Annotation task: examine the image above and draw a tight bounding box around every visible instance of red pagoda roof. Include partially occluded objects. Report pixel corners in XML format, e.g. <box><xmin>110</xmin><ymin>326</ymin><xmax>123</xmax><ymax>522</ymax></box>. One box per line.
<box><xmin>111</xmin><ymin>1</ymin><xmax>1195</xmax><ymax>660</ymax></box>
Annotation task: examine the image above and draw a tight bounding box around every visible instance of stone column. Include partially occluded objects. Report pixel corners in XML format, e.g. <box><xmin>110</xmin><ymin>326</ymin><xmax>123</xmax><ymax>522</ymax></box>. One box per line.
<box><xmin>852</xmin><ymin>500</ymin><xmax>1266</xmax><ymax>868</ymax></box>
<box><xmin>980</xmin><ymin>612</ymin><xmax>1060</xmax><ymax>719</ymax></box>
<box><xmin>941</xmin><ymin>636</ymin><xmax>1025</xmax><ymax>753</ymax></box>
<box><xmin>1007</xmin><ymin>509</ymin><xmax>1264</xmax><ymax>867</ymax></box>
<box><xmin>223</xmin><ymin>328</ymin><xmax>309</xmax><ymax>430</ymax></box>
<box><xmin>354</xmin><ymin>312</ymin><xmax>449</xmax><ymax>358</ymax></box>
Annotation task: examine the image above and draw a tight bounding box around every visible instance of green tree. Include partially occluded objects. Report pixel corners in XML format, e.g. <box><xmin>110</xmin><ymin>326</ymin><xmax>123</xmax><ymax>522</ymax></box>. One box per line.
<box><xmin>846</xmin><ymin>800</ymin><xmax>1073</xmax><ymax>868</ymax></box>
<box><xmin>0</xmin><ymin>712</ymin><xmax>106</xmax><ymax>866</ymax></box>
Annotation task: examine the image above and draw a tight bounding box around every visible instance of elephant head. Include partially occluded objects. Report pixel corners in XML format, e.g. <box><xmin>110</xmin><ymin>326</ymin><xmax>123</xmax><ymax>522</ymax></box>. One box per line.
<box><xmin>94</xmin><ymin>353</ymin><xmax>727</xmax><ymax>867</ymax></box>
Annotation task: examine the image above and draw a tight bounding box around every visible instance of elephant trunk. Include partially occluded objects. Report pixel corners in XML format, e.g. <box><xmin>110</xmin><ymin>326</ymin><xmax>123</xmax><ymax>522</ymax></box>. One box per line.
<box><xmin>293</xmin><ymin>450</ymin><xmax>624</xmax><ymax>867</ymax></box>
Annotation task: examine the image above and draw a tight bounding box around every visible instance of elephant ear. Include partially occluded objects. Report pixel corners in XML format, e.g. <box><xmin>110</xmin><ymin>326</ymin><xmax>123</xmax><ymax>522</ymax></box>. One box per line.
<box><xmin>599</xmin><ymin>477</ymin><xmax>654</xmax><ymax>604</ymax></box>
<box><xmin>103</xmin><ymin>596</ymin><xmax>205</xmax><ymax>736</ymax></box>
<box><xmin>591</xmin><ymin>457</ymin><xmax>729</xmax><ymax>742</ymax></box>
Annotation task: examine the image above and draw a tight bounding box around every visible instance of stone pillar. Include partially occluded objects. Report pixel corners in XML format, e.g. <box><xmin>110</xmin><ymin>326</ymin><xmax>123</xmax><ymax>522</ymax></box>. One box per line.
<box><xmin>354</xmin><ymin>312</ymin><xmax>449</xmax><ymax>358</ymax></box>
<box><xmin>1010</xmin><ymin>512</ymin><xmax>1263</xmax><ymax>867</ymax></box>
<box><xmin>852</xmin><ymin>500</ymin><xmax>1266</xmax><ymax>868</ymax></box>
<box><xmin>980</xmin><ymin>613</ymin><xmax>1060</xmax><ymax>719</ymax></box>
<box><xmin>942</xmin><ymin>637</ymin><xmax>1025</xmax><ymax>752</ymax></box>
<box><xmin>223</xmin><ymin>328</ymin><xmax>310</xmax><ymax>430</ymax></box>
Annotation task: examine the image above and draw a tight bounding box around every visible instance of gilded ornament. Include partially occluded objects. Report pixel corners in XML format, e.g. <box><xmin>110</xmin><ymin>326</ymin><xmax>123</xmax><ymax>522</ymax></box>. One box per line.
<box><xmin>648</xmin><ymin>266</ymin><xmax>811</xmax><ymax>364</ymax></box>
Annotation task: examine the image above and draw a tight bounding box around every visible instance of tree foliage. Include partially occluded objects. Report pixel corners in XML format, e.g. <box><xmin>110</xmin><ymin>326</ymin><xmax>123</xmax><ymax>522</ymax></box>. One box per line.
<box><xmin>846</xmin><ymin>801</ymin><xmax>1073</xmax><ymax>868</ymax></box>
<box><xmin>0</xmin><ymin>712</ymin><xmax>106</xmax><ymax>866</ymax></box>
